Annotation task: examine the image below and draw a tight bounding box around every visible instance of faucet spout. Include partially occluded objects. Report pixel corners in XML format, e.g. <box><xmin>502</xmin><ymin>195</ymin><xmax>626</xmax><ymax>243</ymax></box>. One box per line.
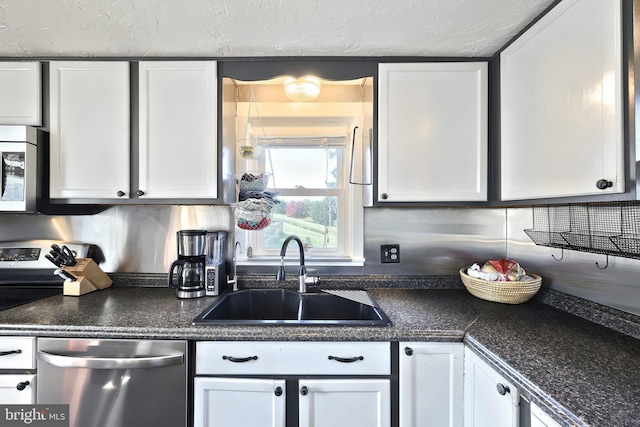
<box><xmin>275</xmin><ymin>235</ymin><xmax>307</xmax><ymax>292</ymax></box>
<box><xmin>228</xmin><ymin>241</ymin><xmax>242</xmax><ymax>291</ymax></box>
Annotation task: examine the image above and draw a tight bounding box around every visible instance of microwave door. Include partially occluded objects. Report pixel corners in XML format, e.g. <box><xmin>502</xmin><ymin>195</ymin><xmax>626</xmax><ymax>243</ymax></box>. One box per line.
<box><xmin>2</xmin><ymin>151</ymin><xmax>26</xmax><ymax>202</ymax></box>
<box><xmin>0</xmin><ymin>141</ymin><xmax>36</xmax><ymax>212</ymax></box>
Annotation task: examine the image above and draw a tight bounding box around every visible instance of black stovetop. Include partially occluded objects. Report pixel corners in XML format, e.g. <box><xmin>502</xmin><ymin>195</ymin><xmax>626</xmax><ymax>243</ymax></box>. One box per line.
<box><xmin>0</xmin><ymin>269</ymin><xmax>63</xmax><ymax>311</ymax></box>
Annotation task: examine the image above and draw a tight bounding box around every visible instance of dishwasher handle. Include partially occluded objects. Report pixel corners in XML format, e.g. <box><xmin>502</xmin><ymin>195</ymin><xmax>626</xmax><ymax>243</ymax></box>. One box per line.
<box><xmin>38</xmin><ymin>350</ymin><xmax>184</xmax><ymax>370</ymax></box>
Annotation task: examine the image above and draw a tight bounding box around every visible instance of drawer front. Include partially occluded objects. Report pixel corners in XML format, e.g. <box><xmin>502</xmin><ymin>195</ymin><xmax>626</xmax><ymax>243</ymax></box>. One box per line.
<box><xmin>0</xmin><ymin>337</ymin><xmax>35</xmax><ymax>370</ymax></box>
<box><xmin>196</xmin><ymin>342</ymin><xmax>390</xmax><ymax>376</ymax></box>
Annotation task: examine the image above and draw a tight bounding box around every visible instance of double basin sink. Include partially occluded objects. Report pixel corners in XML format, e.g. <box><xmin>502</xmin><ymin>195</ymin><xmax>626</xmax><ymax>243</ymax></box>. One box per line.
<box><xmin>193</xmin><ymin>288</ymin><xmax>392</xmax><ymax>327</ymax></box>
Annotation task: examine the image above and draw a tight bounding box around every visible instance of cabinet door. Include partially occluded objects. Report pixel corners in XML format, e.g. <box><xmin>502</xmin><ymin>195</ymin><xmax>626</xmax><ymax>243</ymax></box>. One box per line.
<box><xmin>0</xmin><ymin>62</ymin><xmax>41</xmax><ymax>125</ymax></box>
<box><xmin>399</xmin><ymin>342</ymin><xmax>463</xmax><ymax>427</ymax></box>
<box><xmin>530</xmin><ymin>402</ymin><xmax>562</xmax><ymax>427</ymax></box>
<box><xmin>138</xmin><ymin>61</ymin><xmax>218</xmax><ymax>199</ymax></box>
<box><xmin>464</xmin><ymin>348</ymin><xmax>519</xmax><ymax>427</ymax></box>
<box><xmin>500</xmin><ymin>0</ymin><xmax>623</xmax><ymax>200</ymax></box>
<box><xmin>299</xmin><ymin>379</ymin><xmax>390</xmax><ymax>427</ymax></box>
<box><xmin>49</xmin><ymin>61</ymin><xmax>130</xmax><ymax>199</ymax></box>
<box><xmin>378</xmin><ymin>62</ymin><xmax>488</xmax><ymax>202</ymax></box>
<box><xmin>0</xmin><ymin>374</ymin><xmax>35</xmax><ymax>404</ymax></box>
<box><xmin>193</xmin><ymin>377</ymin><xmax>285</xmax><ymax>427</ymax></box>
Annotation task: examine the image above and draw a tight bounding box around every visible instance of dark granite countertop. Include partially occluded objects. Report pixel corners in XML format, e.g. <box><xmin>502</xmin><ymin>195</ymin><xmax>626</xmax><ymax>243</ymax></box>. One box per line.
<box><xmin>0</xmin><ymin>281</ymin><xmax>638</xmax><ymax>426</ymax></box>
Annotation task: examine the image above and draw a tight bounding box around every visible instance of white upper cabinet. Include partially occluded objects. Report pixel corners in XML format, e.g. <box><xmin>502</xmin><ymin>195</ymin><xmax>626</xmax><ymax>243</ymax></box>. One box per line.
<box><xmin>378</xmin><ymin>62</ymin><xmax>488</xmax><ymax>203</ymax></box>
<box><xmin>49</xmin><ymin>61</ymin><xmax>130</xmax><ymax>199</ymax></box>
<box><xmin>138</xmin><ymin>61</ymin><xmax>218</xmax><ymax>199</ymax></box>
<box><xmin>0</xmin><ymin>62</ymin><xmax>41</xmax><ymax>125</ymax></box>
<box><xmin>500</xmin><ymin>0</ymin><xmax>623</xmax><ymax>201</ymax></box>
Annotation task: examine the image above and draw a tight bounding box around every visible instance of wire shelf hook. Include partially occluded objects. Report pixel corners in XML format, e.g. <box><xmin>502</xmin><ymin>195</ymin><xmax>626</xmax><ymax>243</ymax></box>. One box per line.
<box><xmin>551</xmin><ymin>248</ymin><xmax>564</xmax><ymax>261</ymax></box>
<box><xmin>595</xmin><ymin>254</ymin><xmax>609</xmax><ymax>270</ymax></box>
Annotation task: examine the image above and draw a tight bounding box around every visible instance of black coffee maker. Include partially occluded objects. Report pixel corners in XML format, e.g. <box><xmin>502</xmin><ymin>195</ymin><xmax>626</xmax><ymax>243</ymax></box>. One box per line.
<box><xmin>168</xmin><ymin>230</ymin><xmax>206</xmax><ymax>298</ymax></box>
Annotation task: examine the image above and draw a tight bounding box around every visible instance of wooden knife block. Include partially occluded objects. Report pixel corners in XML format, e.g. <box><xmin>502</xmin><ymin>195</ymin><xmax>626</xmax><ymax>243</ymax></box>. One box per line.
<box><xmin>62</xmin><ymin>258</ymin><xmax>113</xmax><ymax>296</ymax></box>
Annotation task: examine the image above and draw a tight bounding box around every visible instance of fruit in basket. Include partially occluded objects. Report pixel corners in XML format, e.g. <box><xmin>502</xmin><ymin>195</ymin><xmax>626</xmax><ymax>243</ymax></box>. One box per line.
<box><xmin>467</xmin><ymin>259</ymin><xmax>527</xmax><ymax>281</ymax></box>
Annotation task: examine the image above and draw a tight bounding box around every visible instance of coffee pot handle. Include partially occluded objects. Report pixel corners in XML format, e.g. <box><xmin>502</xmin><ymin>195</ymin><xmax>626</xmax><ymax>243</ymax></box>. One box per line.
<box><xmin>168</xmin><ymin>259</ymin><xmax>185</xmax><ymax>289</ymax></box>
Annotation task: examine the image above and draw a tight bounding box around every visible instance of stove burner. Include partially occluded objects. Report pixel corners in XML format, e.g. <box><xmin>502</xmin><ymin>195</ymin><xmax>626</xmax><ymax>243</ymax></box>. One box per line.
<box><xmin>0</xmin><ymin>286</ymin><xmax>61</xmax><ymax>311</ymax></box>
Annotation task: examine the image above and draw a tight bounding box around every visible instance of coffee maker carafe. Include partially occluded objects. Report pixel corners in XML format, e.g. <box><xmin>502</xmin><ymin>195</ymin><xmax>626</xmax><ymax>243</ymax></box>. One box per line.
<box><xmin>169</xmin><ymin>229</ymin><xmax>206</xmax><ymax>298</ymax></box>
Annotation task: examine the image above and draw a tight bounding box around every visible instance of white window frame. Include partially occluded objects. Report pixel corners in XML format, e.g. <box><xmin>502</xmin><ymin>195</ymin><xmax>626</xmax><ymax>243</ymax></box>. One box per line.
<box><xmin>236</xmin><ymin>136</ymin><xmax>364</xmax><ymax>266</ymax></box>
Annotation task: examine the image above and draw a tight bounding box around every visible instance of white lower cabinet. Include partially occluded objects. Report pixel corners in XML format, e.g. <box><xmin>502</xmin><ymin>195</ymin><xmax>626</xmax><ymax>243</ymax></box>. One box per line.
<box><xmin>399</xmin><ymin>342</ymin><xmax>464</xmax><ymax>427</ymax></box>
<box><xmin>194</xmin><ymin>341</ymin><xmax>391</xmax><ymax>427</ymax></box>
<box><xmin>530</xmin><ymin>402</ymin><xmax>561</xmax><ymax>427</ymax></box>
<box><xmin>299</xmin><ymin>379</ymin><xmax>390</xmax><ymax>427</ymax></box>
<box><xmin>0</xmin><ymin>337</ymin><xmax>36</xmax><ymax>403</ymax></box>
<box><xmin>194</xmin><ymin>377</ymin><xmax>286</xmax><ymax>427</ymax></box>
<box><xmin>0</xmin><ymin>374</ymin><xmax>36</xmax><ymax>404</ymax></box>
<box><xmin>464</xmin><ymin>347</ymin><xmax>519</xmax><ymax>427</ymax></box>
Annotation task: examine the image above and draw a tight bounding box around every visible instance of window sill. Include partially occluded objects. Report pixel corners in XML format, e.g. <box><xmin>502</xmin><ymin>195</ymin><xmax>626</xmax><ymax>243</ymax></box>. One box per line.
<box><xmin>236</xmin><ymin>257</ymin><xmax>364</xmax><ymax>268</ymax></box>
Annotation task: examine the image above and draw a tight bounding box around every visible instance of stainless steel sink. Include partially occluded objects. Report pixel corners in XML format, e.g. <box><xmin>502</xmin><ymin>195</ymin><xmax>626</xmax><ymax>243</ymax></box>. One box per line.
<box><xmin>192</xmin><ymin>289</ymin><xmax>392</xmax><ymax>326</ymax></box>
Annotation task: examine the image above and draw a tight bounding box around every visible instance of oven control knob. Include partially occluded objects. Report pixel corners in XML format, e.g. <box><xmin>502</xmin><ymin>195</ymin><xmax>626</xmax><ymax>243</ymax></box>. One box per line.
<box><xmin>16</xmin><ymin>381</ymin><xmax>29</xmax><ymax>391</ymax></box>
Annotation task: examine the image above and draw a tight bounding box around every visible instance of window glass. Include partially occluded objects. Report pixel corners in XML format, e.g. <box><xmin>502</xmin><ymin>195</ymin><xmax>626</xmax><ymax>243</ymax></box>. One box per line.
<box><xmin>265</xmin><ymin>146</ymin><xmax>339</xmax><ymax>189</ymax></box>
<box><xmin>263</xmin><ymin>196</ymin><xmax>339</xmax><ymax>250</ymax></box>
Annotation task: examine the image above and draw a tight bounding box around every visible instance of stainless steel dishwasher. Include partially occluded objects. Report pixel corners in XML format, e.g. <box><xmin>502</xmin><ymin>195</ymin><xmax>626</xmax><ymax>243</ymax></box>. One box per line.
<box><xmin>37</xmin><ymin>338</ymin><xmax>187</xmax><ymax>427</ymax></box>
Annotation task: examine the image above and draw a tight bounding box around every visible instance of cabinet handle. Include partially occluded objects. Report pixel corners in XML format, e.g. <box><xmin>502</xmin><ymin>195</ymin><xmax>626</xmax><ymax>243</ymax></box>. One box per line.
<box><xmin>222</xmin><ymin>355</ymin><xmax>258</xmax><ymax>363</ymax></box>
<box><xmin>300</xmin><ymin>386</ymin><xmax>308</xmax><ymax>396</ymax></box>
<box><xmin>116</xmin><ymin>191</ymin><xmax>125</xmax><ymax>197</ymax></box>
<box><xmin>596</xmin><ymin>179</ymin><xmax>613</xmax><ymax>190</ymax></box>
<box><xmin>0</xmin><ymin>349</ymin><xmax>22</xmax><ymax>357</ymax></box>
<box><xmin>136</xmin><ymin>190</ymin><xmax>145</xmax><ymax>196</ymax></box>
<box><xmin>381</xmin><ymin>193</ymin><xmax>389</xmax><ymax>200</ymax></box>
<box><xmin>328</xmin><ymin>355</ymin><xmax>364</xmax><ymax>363</ymax></box>
<box><xmin>16</xmin><ymin>381</ymin><xmax>29</xmax><ymax>391</ymax></box>
<box><xmin>274</xmin><ymin>386</ymin><xmax>283</xmax><ymax>397</ymax></box>
<box><xmin>496</xmin><ymin>383</ymin><xmax>510</xmax><ymax>395</ymax></box>
<box><xmin>404</xmin><ymin>347</ymin><xmax>414</xmax><ymax>356</ymax></box>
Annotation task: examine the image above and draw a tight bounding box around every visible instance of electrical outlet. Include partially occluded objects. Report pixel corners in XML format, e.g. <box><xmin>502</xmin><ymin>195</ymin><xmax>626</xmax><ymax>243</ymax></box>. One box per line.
<box><xmin>381</xmin><ymin>244</ymin><xmax>400</xmax><ymax>263</ymax></box>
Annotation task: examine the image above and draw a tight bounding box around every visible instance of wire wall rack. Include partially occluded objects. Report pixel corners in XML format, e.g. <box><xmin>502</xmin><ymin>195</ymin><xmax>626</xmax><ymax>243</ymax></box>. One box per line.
<box><xmin>524</xmin><ymin>202</ymin><xmax>640</xmax><ymax>260</ymax></box>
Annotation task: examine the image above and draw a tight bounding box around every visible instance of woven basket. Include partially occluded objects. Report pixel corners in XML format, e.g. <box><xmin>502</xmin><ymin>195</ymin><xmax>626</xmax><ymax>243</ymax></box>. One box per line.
<box><xmin>237</xmin><ymin>172</ymin><xmax>271</xmax><ymax>192</ymax></box>
<box><xmin>459</xmin><ymin>268</ymin><xmax>542</xmax><ymax>304</ymax></box>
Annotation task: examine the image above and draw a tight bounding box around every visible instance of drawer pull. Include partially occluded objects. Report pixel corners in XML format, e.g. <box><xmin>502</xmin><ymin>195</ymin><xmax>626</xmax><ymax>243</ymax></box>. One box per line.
<box><xmin>300</xmin><ymin>386</ymin><xmax>308</xmax><ymax>396</ymax></box>
<box><xmin>222</xmin><ymin>355</ymin><xmax>258</xmax><ymax>363</ymax></box>
<box><xmin>328</xmin><ymin>355</ymin><xmax>364</xmax><ymax>363</ymax></box>
<box><xmin>274</xmin><ymin>386</ymin><xmax>283</xmax><ymax>396</ymax></box>
<box><xmin>0</xmin><ymin>349</ymin><xmax>22</xmax><ymax>357</ymax></box>
<box><xmin>16</xmin><ymin>381</ymin><xmax>30</xmax><ymax>391</ymax></box>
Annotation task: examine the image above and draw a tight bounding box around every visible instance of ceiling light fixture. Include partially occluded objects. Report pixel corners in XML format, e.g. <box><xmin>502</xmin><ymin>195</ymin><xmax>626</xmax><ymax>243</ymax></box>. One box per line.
<box><xmin>284</xmin><ymin>76</ymin><xmax>321</xmax><ymax>101</ymax></box>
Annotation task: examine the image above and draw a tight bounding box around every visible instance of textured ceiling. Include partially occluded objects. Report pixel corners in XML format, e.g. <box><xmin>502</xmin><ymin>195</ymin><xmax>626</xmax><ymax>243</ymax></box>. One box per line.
<box><xmin>0</xmin><ymin>0</ymin><xmax>556</xmax><ymax>57</ymax></box>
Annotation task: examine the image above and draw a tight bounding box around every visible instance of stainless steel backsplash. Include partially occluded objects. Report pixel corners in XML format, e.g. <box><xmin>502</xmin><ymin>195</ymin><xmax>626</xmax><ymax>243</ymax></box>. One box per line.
<box><xmin>1</xmin><ymin>205</ymin><xmax>639</xmax><ymax>315</ymax></box>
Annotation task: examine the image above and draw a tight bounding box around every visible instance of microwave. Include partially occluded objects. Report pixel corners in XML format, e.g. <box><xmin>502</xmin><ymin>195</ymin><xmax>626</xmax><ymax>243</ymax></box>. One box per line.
<box><xmin>0</xmin><ymin>126</ymin><xmax>39</xmax><ymax>212</ymax></box>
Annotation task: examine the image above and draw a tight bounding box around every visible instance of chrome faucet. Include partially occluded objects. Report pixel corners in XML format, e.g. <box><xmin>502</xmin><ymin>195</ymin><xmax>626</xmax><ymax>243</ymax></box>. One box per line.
<box><xmin>228</xmin><ymin>241</ymin><xmax>242</xmax><ymax>291</ymax></box>
<box><xmin>276</xmin><ymin>235</ymin><xmax>316</xmax><ymax>293</ymax></box>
